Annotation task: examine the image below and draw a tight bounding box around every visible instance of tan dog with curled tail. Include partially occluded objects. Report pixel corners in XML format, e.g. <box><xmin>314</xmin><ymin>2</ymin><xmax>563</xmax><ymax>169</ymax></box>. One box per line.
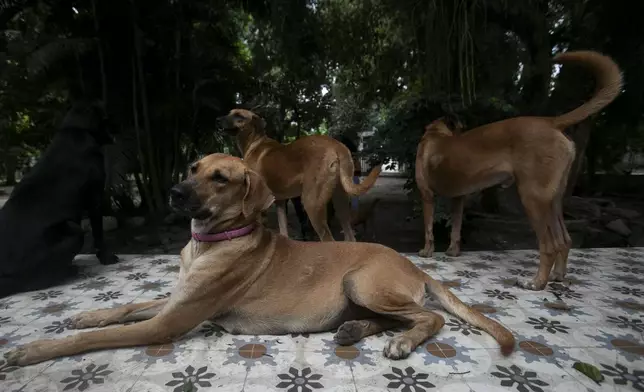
<box><xmin>415</xmin><ymin>50</ymin><xmax>623</xmax><ymax>290</ymax></box>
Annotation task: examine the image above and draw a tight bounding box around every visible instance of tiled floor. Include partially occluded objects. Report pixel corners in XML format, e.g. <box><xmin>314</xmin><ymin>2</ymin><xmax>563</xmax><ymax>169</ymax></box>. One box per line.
<box><xmin>1</xmin><ymin>248</ymin><xmax>643</xmax><ymax>391</ymax></box>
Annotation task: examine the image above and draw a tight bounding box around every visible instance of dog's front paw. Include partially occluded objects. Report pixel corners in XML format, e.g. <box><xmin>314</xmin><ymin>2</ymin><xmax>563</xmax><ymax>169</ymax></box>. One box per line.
<box><xmin>516</xmin><ymin>278</ymin><xmax>547</xmax><ymax>291</ymax></box>
<box><xmin>96</xmin><ymin>251</ymin><xmax>119</xmax><ymax>265</ymax></box>
<box><xmin>445</xmin><ymin>242</ymin><xmax>461</xmax><ymax>257</ymax></box>
<box><xmin>549</xmin><ymin>271</ymin><xmax>566</xmax><ymax>282</ymax></box>
<box><xmin>383</xmin><ymin>336</ymin><xmax>414</xmax><ymax>360</ymax></box>
<box><xmin>70</xmin><ymin>308</ymin><xmax>125</xmax><ymax>329</ymax></box>
<box><xmin>418</xmin><ymin>246</ymin><xmax>434</xmax><ymax>258</ymax></box>
<box><xmin>4</xmin><ymin>340</ymin><xmax>54</xmax><ymax>366</ymax></box>
<box><xmin>4</xmin><ymin>346</ymin><xmax>27</xmax><ymax>366</ymax></box>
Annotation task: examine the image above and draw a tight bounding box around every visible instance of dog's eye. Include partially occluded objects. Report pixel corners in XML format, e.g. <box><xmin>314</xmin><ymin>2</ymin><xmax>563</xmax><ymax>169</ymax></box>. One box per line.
<box><xmin>212</xmin><ymin>171</ymin><xmax>228</xmax><ymax>183</ymax></box>
<box><xmin>189</xmin><ymin>164</ymin><xmax>198</xmax><ymax>174</ymax></box>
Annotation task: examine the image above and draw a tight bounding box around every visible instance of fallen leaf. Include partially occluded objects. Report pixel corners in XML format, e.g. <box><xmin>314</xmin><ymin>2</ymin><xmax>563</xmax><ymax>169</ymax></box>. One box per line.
<box><xmin>573</xmin><ymin>362</ymin><xmax>604</xmax><ymax>384</ymax></box>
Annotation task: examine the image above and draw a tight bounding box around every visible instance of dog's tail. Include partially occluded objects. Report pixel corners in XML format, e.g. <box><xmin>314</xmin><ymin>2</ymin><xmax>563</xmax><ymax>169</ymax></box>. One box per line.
<box><xmin>424</xmin><ymin>276</ymin><xmax>515</xmax><ymax>356</ymax></box>
<box><xmin>338</xmin><ymin>148</ymin><xmax>382</xmax><ymax>196</ymax></box>
<box><xmin>551</xmin><ymin>51</ymin><xmax>623</xmax><ymax>130</ymax></box>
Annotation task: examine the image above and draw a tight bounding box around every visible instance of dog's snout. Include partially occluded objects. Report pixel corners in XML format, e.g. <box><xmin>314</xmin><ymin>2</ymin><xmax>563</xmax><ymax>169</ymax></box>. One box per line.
<box><xmin>170</xmin><ymin>185</ymin><xmax>187</xmax><ymax>201</ymax></box>
<box><xmin>168</xmin><ymin>180</ymin><xmax>205</xmax><ymax>217</ymax></box>
<box><xmin>216</xmin><ymin>115</ymin><xmax>235</xmax><ymax>131</ymax></box>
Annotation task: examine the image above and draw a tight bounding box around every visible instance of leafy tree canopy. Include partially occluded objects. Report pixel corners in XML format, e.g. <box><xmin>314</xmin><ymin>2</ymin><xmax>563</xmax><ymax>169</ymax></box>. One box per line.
<box><xmin>0</xmin><ymin>0</ymin><xmax>641</xmax><ymax>215</ymax></box>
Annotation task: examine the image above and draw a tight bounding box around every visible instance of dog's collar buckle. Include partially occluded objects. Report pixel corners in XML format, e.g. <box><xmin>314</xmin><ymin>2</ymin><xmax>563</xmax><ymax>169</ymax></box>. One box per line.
<box><xmin>192</xmin><ymin>224</ymin><xmax>255</xmax><ymax>242</ymax></box>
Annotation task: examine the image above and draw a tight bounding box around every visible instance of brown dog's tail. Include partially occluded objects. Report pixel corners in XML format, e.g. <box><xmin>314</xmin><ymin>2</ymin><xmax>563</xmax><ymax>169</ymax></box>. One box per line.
<box><xmin>551</xmin><ymin>51</ymin><xmax>623</xmax><ymax>130</ymax></box>
<box><xmin>338</xmin><ymin>148</ymin><xmax>382</xmax><ymax>196</ymax></box>
<box><xmin>424</xmin><ymin>276</ymin><xmax>516</xmax><ymax>356</ymax></box>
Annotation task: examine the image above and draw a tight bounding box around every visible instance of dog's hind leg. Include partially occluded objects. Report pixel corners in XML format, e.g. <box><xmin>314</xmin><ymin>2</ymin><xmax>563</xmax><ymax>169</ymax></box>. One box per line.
<box><xmin>331</xmin><ymin>187</ymin><xmax>356</xmax><ymax>242</ymax></box>
<box><xmin>550</xmin><ymin>159</ymin><xmax>574</xmax><ymax>282</ymax></box>
<box><xmin>334</xmin><ymin>318</ymin><xmax>402</xmax><ymax>345</ymax></box>
<box><xmin>418</xmin><ymin>188</ymin><xmax>435</xmax><ymax>257</ymax></box>
<box><xmin>0</xmin><ymin>264</ymin><xmax>79</xmax><ymax>298</ymax></box>
<box><xmin>546</xmin><ymin>195</ymin><xmax>570</xmax><ymax>282</ymax></box>
<box><xmin>341</xmin><ymin>268</ymin><xmax>444</xmax><ymax>359</ymax></box>
<box><xmin>276</xmin><ymin>200</ymin><xmax>290</xmax><ymax>237</ymax></box>
<box><xmin>550</xmin><ymin>206</ymin><xmax>572</xmax><ymax>282</ymax></box>
<box><xmin>18</xmin><ymin>234</ymin><xmax>83</xmax><ymax>294</ymax></box>
<box><xmin>290</xmin><ymin>196</ymin><xmax>311</xmax><ymax>239</ymax></box>
<box><xmin>446</xmin><ymin>196</ymin><xmax>464</xmax><ymax>256</ymax></box>
<box><xmin>304</xmin><ymin>202</ymin><xmax>334</xmax><ymax>241</ymax></box>
<box><xmin>302</xmin><ymin>174</ymin><xmax>336</xmax><ymax>242</ymax></box>
<box><xmin>516</xmin><ymin>186</ymin><xmax>558</xmax><ymax>290</ymax></box>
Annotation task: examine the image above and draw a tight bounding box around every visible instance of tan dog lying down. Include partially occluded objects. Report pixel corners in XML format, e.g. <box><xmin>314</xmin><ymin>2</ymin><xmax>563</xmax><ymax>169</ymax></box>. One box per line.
<box><xmin>5</xmin><ymin>153</ymin><xmax>514</xmax><ymax>367</ymax></box>
<box><xmin>415</xmin><ymin>50</ymin><xmax>623</xmax><ymax>291</ymax></box>
<box><xmin>217</xmin><ymin>109</ymin><xmax>382</xmax><ymax>242</ymax></box>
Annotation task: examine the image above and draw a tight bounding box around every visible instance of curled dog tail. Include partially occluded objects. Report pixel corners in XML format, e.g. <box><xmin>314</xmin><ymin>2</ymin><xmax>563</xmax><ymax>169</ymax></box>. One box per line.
<box><xmin>551</xmin><ymin>51</ymin><xmax>623</xmax><ymax>130</ymax></box>
<box><xmin>337</xmin><ymin>146</ymin><xmax>382</xmax><ymax>196</ymax></box>
<box><xmin>424</xmin><ymin>276</ymin><xmax>516</xmax><ymax>356</ymax></box>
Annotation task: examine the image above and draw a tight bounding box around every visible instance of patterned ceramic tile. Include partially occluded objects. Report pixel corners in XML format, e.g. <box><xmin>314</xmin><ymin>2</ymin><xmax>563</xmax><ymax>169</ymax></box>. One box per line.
<box><xmin>245</xmin><ymin>350</ymin><xmax>355</xmax><ymax>392</ymax></box>
<box><xmin>0</xmin><ymin>249</ymin><xmax>642</xmax><ymax>391</ymax></box>
<box><xmin>23</xmin><ymin>359</ymin><xmax>140</xmax><ymax>392</ymax></box>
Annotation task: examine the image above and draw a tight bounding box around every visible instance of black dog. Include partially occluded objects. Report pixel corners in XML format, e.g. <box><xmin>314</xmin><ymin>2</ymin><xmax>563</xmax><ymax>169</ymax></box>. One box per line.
<box><xmin>0</xmin><ymin>102</ymin><xmax>119</xmax><ymax>298</ymax></box>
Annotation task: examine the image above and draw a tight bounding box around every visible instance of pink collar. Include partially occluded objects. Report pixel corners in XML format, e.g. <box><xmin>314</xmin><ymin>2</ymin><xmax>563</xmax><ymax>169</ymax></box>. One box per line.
<box><xmin>191</xmin><ymin>224</ymin><xmax>255</xmax><ymax>242</ymax></box>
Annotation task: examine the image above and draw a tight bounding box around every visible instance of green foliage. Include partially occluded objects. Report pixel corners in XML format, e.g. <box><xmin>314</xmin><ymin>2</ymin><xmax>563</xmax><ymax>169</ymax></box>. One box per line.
<box><xmin>0</xmin><ymin>0</ymin><xmax>643</xmax><ymax>209</ymax></box>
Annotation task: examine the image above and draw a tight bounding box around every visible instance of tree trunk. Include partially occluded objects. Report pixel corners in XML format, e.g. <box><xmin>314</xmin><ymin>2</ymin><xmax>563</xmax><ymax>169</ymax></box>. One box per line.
<box><xmin>75</xmin><ymin>51</ymin><xmax>86</xmax><ymax>97</ymax></box>
<box><xmin>294</xmin><ymin>104</ymin><xmax>301</xmax><ymax>138</ymax></box>
<box><xmin>131</xmin><ymin>10</ymin><xmax>164</xmax><ymax>212</ymax></box>
<box><xmin>485</xmin><ymin>4</ymin><xmax>552</xmax><ymax>112</ymax></box>
<box><xmin>276</xmin><ymin>101</ymin><xmax>286</xmax><ymax>143</ymax></box>
<box><xmin>3</xmin><ymin>153</ymin><xmax>17</xmax><ymax>186</ymax></box>
<box><xmin>171</xmin><ymin>6</ymin><xmax>183</xmax><ymax>186</ymax></box>
<box><xmin>133</xmin><ymin>171</ymin><xmax>148</xmax><ymax>213</ymax></box>
<box><xmin>131</xmin><ymin>55</ymin><xmax>153</xmax><ymax>214</ymax></box>
<box><xmin>91</xmin><ymin>0</ymin><xmax>108</xmax><ymax>105</ymax></box>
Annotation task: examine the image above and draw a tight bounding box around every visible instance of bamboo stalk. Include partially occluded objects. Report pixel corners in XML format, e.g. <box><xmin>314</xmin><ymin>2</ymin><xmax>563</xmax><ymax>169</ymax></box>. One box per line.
<box><xmin>131</xmin><ymin>54</ymin><xmax>153</xmax><ymax>214</ymax></box>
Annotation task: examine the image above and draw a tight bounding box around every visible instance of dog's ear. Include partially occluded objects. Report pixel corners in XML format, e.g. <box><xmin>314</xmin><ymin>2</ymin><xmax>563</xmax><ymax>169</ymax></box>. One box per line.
<box><xmin>251</xmin><ymin>114</ymin><xmax>266</xmax><ymax>132</ymax></box>
<box><xmin>242</xmin><ymin>169</ymin><xmax>275</xmax><ymax>217</ymax></box>
<box><xmin>425</xmin><ymin>117</ymin><xmax>443</xmax><ymax>132</ymax></box>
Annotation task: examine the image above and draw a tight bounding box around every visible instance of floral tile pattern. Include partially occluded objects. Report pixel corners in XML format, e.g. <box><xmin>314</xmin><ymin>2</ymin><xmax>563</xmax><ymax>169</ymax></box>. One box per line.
<box><xmin>1</xmin><ymin>248</ymin><xmax>643</xmax><ymax>391</ymax></box>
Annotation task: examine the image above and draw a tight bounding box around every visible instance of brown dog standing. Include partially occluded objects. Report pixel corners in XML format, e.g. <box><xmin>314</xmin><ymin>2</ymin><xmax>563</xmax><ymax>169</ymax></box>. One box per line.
<box><xmin>217</xmin><ymin>109</ymin><xmax>381</xmax><ymax>241</ymax></box>
<box><xmin>4</xmin><ymin>153</ymin><xmax>514</xmax><ymax>367</ymax></box>
<box><xmin>415</xmin><ymin>51</ymin><xmax>623</xmax><ymax>290</ymax></box>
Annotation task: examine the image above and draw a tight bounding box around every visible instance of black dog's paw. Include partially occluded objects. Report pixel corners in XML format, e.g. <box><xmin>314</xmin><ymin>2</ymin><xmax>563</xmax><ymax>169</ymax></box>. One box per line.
<box><xmin>96</xmin><ymin>251</ymin><xmax>120</xmax><ymax>265</ymax></box>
